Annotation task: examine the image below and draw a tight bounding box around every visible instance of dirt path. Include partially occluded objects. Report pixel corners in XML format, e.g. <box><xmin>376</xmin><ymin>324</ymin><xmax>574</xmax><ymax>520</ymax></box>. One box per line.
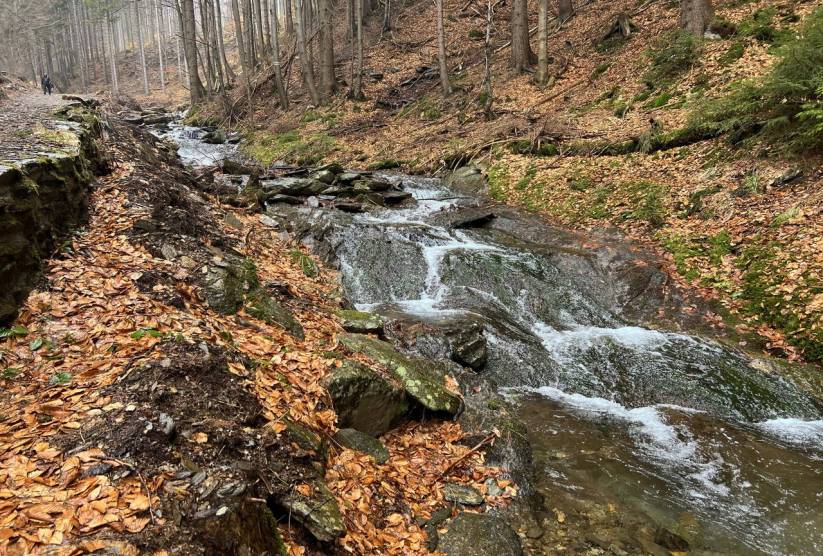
<box><xmin>0</xmin><ymin>91</ymin><xmax>72</xmax><ymax>163</ymax></box>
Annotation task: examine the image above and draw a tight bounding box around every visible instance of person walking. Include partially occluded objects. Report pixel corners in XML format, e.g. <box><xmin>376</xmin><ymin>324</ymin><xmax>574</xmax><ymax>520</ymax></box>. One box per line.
<box><xmin>46</xmin><ymin>76</ymin><xmax>53</xmax><ymax>95</ymax></box>
<box><xmin>41</xmin><ymin>74</ymin><xmax>48</xmax><ymax>95</ymax></box>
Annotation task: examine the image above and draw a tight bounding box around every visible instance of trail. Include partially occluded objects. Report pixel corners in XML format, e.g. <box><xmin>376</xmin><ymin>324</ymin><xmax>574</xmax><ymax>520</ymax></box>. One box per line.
<box><xmin>0</xmin><ymin>91</ymin><xmax>70</xmax><ymax>163</ymax></box>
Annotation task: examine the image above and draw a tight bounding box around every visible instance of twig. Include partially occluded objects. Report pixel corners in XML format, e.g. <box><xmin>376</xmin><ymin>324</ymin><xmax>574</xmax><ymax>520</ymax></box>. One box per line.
<box><xmin>437</xmin><ymin>431</ymin><xmax>498</xmax><ymax>480</ymax></box>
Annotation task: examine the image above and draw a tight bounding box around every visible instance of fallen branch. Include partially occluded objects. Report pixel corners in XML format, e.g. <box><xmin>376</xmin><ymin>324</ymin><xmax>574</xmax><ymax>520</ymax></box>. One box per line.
<box><xmin>437</xmin><ymin>430</ymin><xmax>499</xmax><ymax>480</ymax></box>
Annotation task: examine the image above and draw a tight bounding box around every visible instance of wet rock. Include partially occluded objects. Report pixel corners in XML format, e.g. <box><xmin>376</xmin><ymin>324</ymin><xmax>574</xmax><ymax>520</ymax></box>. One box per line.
<box><xmin>432</xmin><ymin>207</ymin><xmax>496</xmax><ymax>229</ymax></box>
<box><xmin>143</xmin><ymin>113</ymin><xmax>174</xmax><ymax>125</ymax></box>
<box><xmin>443</xmin><ymin>483</ymin><xmax>483</xmax><ymax>506</ymax></box>
<box><xmin>339</xmin><ymin>333</ymin><xmax>462</xmax><ymax>414</ymax></box>
<box><xmin>277</xmin><ymin>480</ymin><xmax>346</xmax><ymax>542</ymax></box>
<box><xmin>324</xmin><ymin>361</ymin><xmax>409</xmax><ymax>436</ymax></box>
<box><xmin>262</xmin><ymin>176</ymin><xmax>327</xmax><ymax>196</ymax></box>
<box><xmin>353</xmin><ymin>178</ymin><xmax>392</xmax><ymax>192</ymax></box>
<box><xmin>226</xmin><ymin>132</ymin><xmax>242</xmax><ymax>144</ymax></box>
<box><xmin>307</xmin><ymin>196</ymin><xmax>321</xmax><ymax>208</ymax></box>
<box><xmin>336</xmin><ymin>171</ymin><xmax>362</xmax><ymax>184</ymax></box>
<box><xmin>266</xmin><ymin>194</ymin><xmax>304</xmax><ymax>205</ymax></box>
<box><xmin>122</xmin><ymin>112</ymin><xmax>144</xmax><ymax>125</ymax></box>
<box><xmin>245</xmin><ymin>288</ymin><xmax>304</xmax><ymax>339</ymax></box>
<box><xmin>339</xmin><ymin>309</ymin><xmax>384</xmax><ymax>334</ymax></box>
<box><xmin>446</xmin><ymin>323</ymin><xmax>487</xmax><ymax>371</ymax></box>
<box><xmin>203</xmin><ymin>130</ymin><xmax>227</xmax><ymax>144</ymax></box>
<box><xmin>321</xmin><ymin>185</ymin><xmax>355</xmax><ymax>197</ymax></box>
<box><xmin>221</xmin><ymin>159</ymin><xmax>256</xmax><ymax>175</ymax></box>
<box><xmin>334</xmin><ymin>428</ymin><xmax>390</xmax><ymax>464</ymax></box>
<box><xmin>438</xmin><ymin>512</ymin><xmax>522</xmax><ymax>556</ymax></box>
<box><xmin>311</xmin><ymin>169</ymin><xmax>336</xmax><ymax>184</ymax></box>
<box><xmin>383</xmin><ymin>190</ymin><xmax>413</xmax><ymax>204</ymax></box>
<box><xmin>654</xmin><ymin>528</ymin><xmax>689</xmax><ymax>551</ymax></box>
<box><xmin>389</xmin><ymin>320</ymin><xmax>487</xmax><ymax>371</ymax></box>
<box><xmin>334</xmin><ymin>202</ymin><xmax>365</xmax><ymax>213</ymax></box>
<box><xmin>446</xmin><ymin>165</ymin><xmax>486</xmax><ymax>194</ymax></box>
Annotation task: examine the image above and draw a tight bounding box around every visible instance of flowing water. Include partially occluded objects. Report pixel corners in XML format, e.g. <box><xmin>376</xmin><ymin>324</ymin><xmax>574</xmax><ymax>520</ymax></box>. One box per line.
<box><xmin>286</xmin><ymin>174</ymin><xmax>822</xmax><ymax>555</ymax></box>
<box><xmin>164</xmin><ymin>130</ymin><xmax>822</xmax><ymax>554</ymax></box>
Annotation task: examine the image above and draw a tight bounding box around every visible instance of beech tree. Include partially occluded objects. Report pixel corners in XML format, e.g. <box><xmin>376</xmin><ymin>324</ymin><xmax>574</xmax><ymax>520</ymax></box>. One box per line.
<box><xmin>680</xmin><ymin>0</ymin><xmax>713</xmax><ymax>36</ymax></box>
<box><xmin>436</xmin><ymin>0</ymin><xmax>451</xmax><ymax>95</ymax></box>
<box><xmin>510</xmin><ymin>0</ymin><xmax>534</xmax><ymax>72</ymax></box>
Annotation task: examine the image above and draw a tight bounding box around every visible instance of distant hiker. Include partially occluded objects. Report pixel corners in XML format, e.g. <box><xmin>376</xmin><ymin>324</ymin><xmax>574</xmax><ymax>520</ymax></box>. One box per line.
<box><xmin>45</xmin><ymin>76</ymin><xmax>53</xmax><ymax>95</ymax></box>
<box><xmin>41</xmin><ymin>74</ymin><xmax>48</xmax><ymax>95</ymax></box>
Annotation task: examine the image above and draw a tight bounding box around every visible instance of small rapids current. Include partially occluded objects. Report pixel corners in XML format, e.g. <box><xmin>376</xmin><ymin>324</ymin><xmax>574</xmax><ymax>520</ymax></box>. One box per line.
<box><xmin>290</xmin><ymin>175</ymin><xmax>822</xmax><ymax>555</ymax></box>
<box><xmin>160</xmin><ymin>126</ymin><xmax>821</xmax><ymax>554</ymax></box>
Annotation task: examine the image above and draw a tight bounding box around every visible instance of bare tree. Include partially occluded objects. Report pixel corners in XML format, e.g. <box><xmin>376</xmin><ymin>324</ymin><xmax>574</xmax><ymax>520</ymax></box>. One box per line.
<box><xmin>436</xmin><ymin>0</ymin><xmax>451</xmax><ymax>95</ymax></box>
<box><xmin>180</xmin><ymin>0</ymin><xmax>206</xmax><ymax>101</ymax></box>
<box><xmin>135</xmin><ymin>0</ymin><xmax>150</xmax><ymax>95</ymax></box>
<box><xmin>295</xmin><ymin>0</ymin><xmax>321</xmax><ymax>105</ymax></box>
<box><xmin>680</xmin><ymin>0</ymin><xmax>713</xmax><ymax>36</ymax></box>
<box><xmin>482</xmin><ymin>0</ymin><xmax>495</xmax><ymax>118</ymax></box>
<box><xmin>536</xmin><ymin>0</ymin><xmax>548</xmax><ymax>84</ymax></box>
<box><xmin>269</xmin><ymin>0</ymin><xmax>289</xmax><ymax>109</ymax></box>
<box><xmin>510</xmin><ymin>0</ymin><xmax>534</xmax><ymax>72</ymax></box>
<box><xmin>318</xmin><ymin>0</ymin><xmax>337</xmax><ymax>99</ymax></box>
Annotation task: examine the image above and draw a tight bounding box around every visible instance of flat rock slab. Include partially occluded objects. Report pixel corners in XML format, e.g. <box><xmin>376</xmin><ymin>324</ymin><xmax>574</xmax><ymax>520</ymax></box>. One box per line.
<box><xmin>334</xmin><ymin>428</ymin><xmax>390</xmax><ymax>464</ymax></box>
<box><xmin>443</xmin><ymin>483</ymin><xmax>484</xmax><ymax>506</ymax></box>
<box><xmin>338</xmin><ymin>309</ymin><xmax>385</xmax><ymax>334</ymax></box>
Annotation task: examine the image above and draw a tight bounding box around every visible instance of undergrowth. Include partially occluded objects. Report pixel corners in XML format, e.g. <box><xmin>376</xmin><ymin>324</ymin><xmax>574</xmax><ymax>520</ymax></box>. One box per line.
<box><xmin>687</xmin><ymin>8</ymin><xmax>823</xmax><ymax>153</ymax></box>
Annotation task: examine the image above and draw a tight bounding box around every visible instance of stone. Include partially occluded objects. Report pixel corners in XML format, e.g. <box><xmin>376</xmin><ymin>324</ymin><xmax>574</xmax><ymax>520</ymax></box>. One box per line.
<box><xmin>336</xmin><ymin>171</ymin><xmax>362</xmax><ymax>184</ymax></box>
<box><xmin>320</xmin><ymin>185</ymin><xmax>355</xmax><ymax>197</ymax></box>
<box><xmin>226</xmin><ymin>132</ymin><xmax>242</xmax><ymax>144</ymax></box>
<box><xmin>278</xmin><ymin>480</ymin><xmax>346</xmax><ymax>542</ymax></box>
<box><xmin>203</xmin><ymin>265</ymin><xmax>245</xmax><ymax>314</ymax></box>
<box><xmin>245</xmin><ymin>288</ymin><xmax>305</xmax><ymax>339</ymax></box>
<box><xmin>432</xmin><ymin>207</ymin><xmax>496</xmax><ymax>230</ymax></box>
<box><xmin>339</xmin><ymin>333</ymin><xmax>462</xmax><ymax>414</ymax></box>
<box><xmin>307</xmin><ymin>196</ymin><xmax>320</xmax><ymax>208</ymax></box>
<box><xmin>654</xmin><ymin>528</ymin><xmax>689</xmax><ymax>551</ymax></box>
<box><xmin>259</xmin><ymin>214</ymin><xmax>279</xmax><ymax>228</ymax></box>
<box><xmin>223</xmin><ymin>212</ymin><xmax>244</xmax><ymax>230</ymax></box>
<box><xmin>261</xmin><ymin>177</ymin><xmax>327</xmax><ymax>196</ymax></box>
<box><xmin>133</xmin><ymin>218</ymin><xmax>159</xmax><ymax>232</ymax></box>
<box><xmin>283</xmin><ymin>419</ymin><xmax>325</xmax><ymax>456</ymax></box>
<box><xmin>142</xmin><ymin>113</ymin><xmax>174</xmax><ymax>125</ymax></box>
<box><xmin>445</xmin><ymin>323</ymin><xmax>487</xmax><ymax>371</ymax></box>
<box><xmin>160</xmin><ymin>243</ymin><xmax>179</xmax><ymax>261</ymax></box>
<box><xmin>221</xmin><ymin>159</ymin><xmax>256</xmax><ymax>175</ymax></box>
<box><xmin>180</xmin><ymin>256</ymin><xmax>198</xmax><ymax>270</ymax></box>
<box><xmin>443</xmin><ymin>483</ymin><xmax>484</xmax><ymax>506</ymax></box>
<box><xmin>383</xmin><ymin>190</ymin><xmax>413</xmax><ymax>204</ymax></box>
<box><xmin>333</xmin><ymin>428</ymin><xmax>390</xmax><ymax>464</ymax></box>
<box><xmin>122</xmin><ymin>112</ymin><xmax>144</xmax><ymax>125</ymax></box>
<box><xmin>438</xmin><ymin>512</ymin><xmax>522</xmax><ymax>556</ymax></box>
<box><xmin>266</xmin><ymin>194</ymin><xmax>303</xmax><ymax>205</ymax></box>
<box><xmin>323</xmin><ymin>361</ymin><xmax>408</xmax><ymax>436</ymax></box>
<box><xmin>334</xmin><ymin>202</ymin><xmax>364</xmax><ymax>213</ymax></box>
<box><xmin>202</xmin><ymin>129</ymin><xmax>227</xmax><ymax>144</ymax></box>
<box><xmin>338</xmin><ymin>309</ymin><xmax>384</xmax><ymax>334</ymax></box>
<box><xmin>446</xmin><ymin>165</ymin><xmax>486</xmax><ymax>193</ymax></box>
<box><xmin>311</xmin><ymin>169</ymin><xmax>336</xmax><ymax>184</ymax></box>
<box><xmin>352</xmin><ymin>178</ymin><xmax>392</xmax><ymax>192</ymax></box>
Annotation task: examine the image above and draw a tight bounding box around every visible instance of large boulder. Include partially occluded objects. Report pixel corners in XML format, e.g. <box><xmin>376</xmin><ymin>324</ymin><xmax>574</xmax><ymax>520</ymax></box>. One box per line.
<box><xmin>323</xmin><ymin>361</ymin><xmax>408</xmax><ymax>436</ymax></box>
<box><xmin>438</xmin><ymin>512</ymin><xmax>522</xmax><ymax>556</ymax></box>
<box><xmin>339</xmin><ymin>333</ymin><xmax>462</xmax><ymax>414</ymax></box>
<box><xmin>261</xmin><ymin>177</ymin><xmax>327</xmax><ymax>197</ymax></box>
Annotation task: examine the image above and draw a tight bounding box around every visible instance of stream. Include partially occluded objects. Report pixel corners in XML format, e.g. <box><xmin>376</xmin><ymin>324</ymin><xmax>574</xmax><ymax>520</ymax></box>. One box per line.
<box><xmin>165</xmin><ymin>127</ymin><xmax>823</xmax><ymax>555</ymax></box>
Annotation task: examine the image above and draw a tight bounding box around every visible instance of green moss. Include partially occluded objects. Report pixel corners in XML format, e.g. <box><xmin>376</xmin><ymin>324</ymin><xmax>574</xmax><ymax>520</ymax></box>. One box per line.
<box><xmin>644</xmin><ymin>30</ymin><xmax>702</xmax><ymax>89</ymax></box>
<box><xmin>720</xmin><ymin>40</ymin><xmax>748</xmax><ymax>65</ymax></box>
<box><xmin>646</xmin><ymin>92</ymin><xmax>673</xmax><ymax>109</ymax></box>
<box><xmin>514</xmin><ymin>164</ymin><xmax>537</xmax><ymax>191</ymax></box>
<box><xmin>628</xmin><ymin>181</ymin><xmax>667</xmax><ymax>227</ymax></box>
<box><xmin>663</xmin><ymin>234</ymin><xmax>701</xmax><ymax>281</ymax></box>
<box><xmin>771</xmin><ymin>207</ymin><xmax>799</xmax><ymax>227</ymax></box>
<box><xmin>243</xmin><ymin>130</ymin><xmax>336</xmax><ymax>166</ymax></box>
<box><xmin>398</xmin><ymin>96</ymin><xmax>442</xmax><ymax>121</ymax></box>
<box><xmin>487</xmin><ymin>162</ymin><xmax>509</xmax><ymax>200</ymax></box>
<box><xmin>590</xmin><ymin>62</ymin><xmax>611</xmax><ymax>81</ymax></box>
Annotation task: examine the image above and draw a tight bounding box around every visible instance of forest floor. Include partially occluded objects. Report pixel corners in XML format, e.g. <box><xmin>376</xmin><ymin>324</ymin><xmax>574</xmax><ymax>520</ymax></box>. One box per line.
<box><xmin>0</xmin><ymin>92</ymin><xmax>72</xmax><ymax>163</ymax></box>
<box><xmin>0</xmin><ymin>91</ymin><xmax>516</xmax><ymax>554</ymax></box>
<box><xmin>191</xmin><ymin>0</ymin><xmax>822</xmax><ymax>368</ymax></box>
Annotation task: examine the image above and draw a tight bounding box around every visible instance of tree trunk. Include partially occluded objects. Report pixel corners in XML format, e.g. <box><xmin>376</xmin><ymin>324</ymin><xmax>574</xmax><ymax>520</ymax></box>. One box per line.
<box><xmin>285</xmin><ymin>0</ymin><xmax>294</xmax><ymax>35</ymax></box>
<box><xmin>482</xmin><ymin>0</ymin><xmax>494</xmax><ymax>119</ymax></box>
<box><xmin>382</xmin><ymin>0</ymin><xmax>391</xmax><ymax>33</ymax></box>
<box><xmin>254</xmin><ymin>0</ymin><xmax>266</xmax><ymax>56</ymax></box>
<box><xmin>436</xmin><ymin>0</ymin><xmax>451</xmax><ymax>95</ymax></box>
<box><xmin>155</xmin><ymin>0</ymin><xmax>166</xmax><ymax>91</ymax></box>
<box><xmin>107</xmin><ymin>13</ymin><xmax>119</xmax><ymax>95</ymax></box>
<box><xmin>232</xmin><ymin>0</ymin><xmax>251</xmax><ymax>75</ymax></box>
<box><xmin>558</xmin><ymin>0</ymin><xmax>572</xmax><ymax>21</ymax></box>
<box><xmin>180</xmin><ymin>0</ymin><xmax>207</xmax><ymax>101</ymax></box>
<box><xmin>510</xmin><ymin>0</ymin><xmax>534</xmax><ymax>72</ymax></box>
<box><xmin>318</xmin><ymin>0</ymin><xmax>337</xmax><ymax>99</ymax></box>
<box><xmin>135</xmin><ymin>0</ymin><xmax>150</xmax><ymax>95</ymax></box>
<box><xmin>679</xmin><ymin>0</ymin><xmax>713</xmax><ymax>36</ymax></box>
<box><xmin>349</xmin><ymin>0</ymin><xmax>364</xmax><ymax>100</ymax></box>
<box><xmin>215</xmin><ymin>0</ymin><xmax>236</xmax><ymax>81</ymax></box>
<box><xmin>536</xmin><ymin>0</ymin><xmax>549</xmax><ymax>84</ymax></box>
<box><xmin>295</xmin><ymin>0</ymin><xmax>321</xmax><ymax>105</ymax></box>
<box><xmin>270</xmin><ymin>0</ymin><xmax>290</xmax><ymax>109</ymax></box>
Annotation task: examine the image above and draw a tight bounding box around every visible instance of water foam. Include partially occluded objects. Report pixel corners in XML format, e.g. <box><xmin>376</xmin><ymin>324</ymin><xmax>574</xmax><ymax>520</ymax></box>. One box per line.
<box><xmin>756</xmin><ymin>418</ymin><xmax>823</xmax><ymax>450</ymax></box>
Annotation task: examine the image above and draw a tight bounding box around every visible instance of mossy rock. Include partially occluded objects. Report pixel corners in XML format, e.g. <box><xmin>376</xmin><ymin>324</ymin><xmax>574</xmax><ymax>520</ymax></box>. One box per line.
<box><xmin>245</xmin><ymin>288</ymin><xmax>304</xmax><ymax>339</ymax></box>
<box><xmin>204</xmin><ymin>265</ymin><xmax>246</xmax><ymax>315</ymax></box>
<box><xmin>338</xmin><ymin>309</ymin><xmax>384</xmax><ymax>334</ymax></box>
<box><xmin>443</xmin><ymin>483</ymin><xmax>484</xmax><ymax>506</ymax></box>
<box><xmin>283</xmin><ymin>419</ymin><xmax>326</xmax><ymax>458</ymax></box>
<box><xmin>278</xmin><ymin>480</ymin><xmax>346</xmax><ymax>542</ymax></box>
<box><xmin>333</xmin><ymin>428</ymin><xmax>390</xmax><ymax>464</ymax></box>
<box><xmin>324</xmin><ymin>360</ymin><xmax>409</xmax><ymax>436</ymax></box>
<box><xmin>198</xmin><ymin>499</ymin><xmax>288</xmax><ymax>555</ymax></box>
<box><xmin>338</xmin><ymin>333</ymin><xmax>462</xmax><ymax>414</ymax></box>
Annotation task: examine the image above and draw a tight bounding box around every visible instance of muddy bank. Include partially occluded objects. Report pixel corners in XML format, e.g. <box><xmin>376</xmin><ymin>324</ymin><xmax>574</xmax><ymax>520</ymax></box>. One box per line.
<box><xmin>0</xmin><ymin>103</ymin><xmax>107</xmax><ymax>323</ymax></box>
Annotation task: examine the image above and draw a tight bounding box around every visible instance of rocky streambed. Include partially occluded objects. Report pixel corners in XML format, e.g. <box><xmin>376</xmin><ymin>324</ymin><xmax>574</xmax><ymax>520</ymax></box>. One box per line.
<box><xmin>165</xmin><ymin>126</ymin><xmax>823</xmax><ymax>555</ymax></box>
